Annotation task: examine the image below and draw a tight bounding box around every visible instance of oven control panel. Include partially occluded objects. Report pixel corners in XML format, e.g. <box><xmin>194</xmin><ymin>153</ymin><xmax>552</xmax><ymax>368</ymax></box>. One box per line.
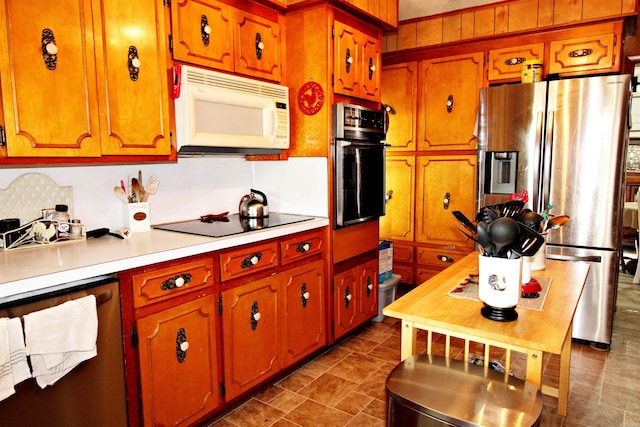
<box><xmin>333</xmin><ymin>103</ymin><xmax>386</xmax><ymax>141</ymax></box>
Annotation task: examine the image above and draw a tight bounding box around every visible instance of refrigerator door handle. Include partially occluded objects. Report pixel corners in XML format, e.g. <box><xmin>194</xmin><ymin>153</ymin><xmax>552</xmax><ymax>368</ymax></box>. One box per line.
<box><xmin>546</xmin><ymin>253</ymin><xmax>601</xmax><ymax>263</ymax></box>
<box><xmin>541</xmin><ymin>110</ymin><xmax>555</xmax><ymax>211</ymax></box>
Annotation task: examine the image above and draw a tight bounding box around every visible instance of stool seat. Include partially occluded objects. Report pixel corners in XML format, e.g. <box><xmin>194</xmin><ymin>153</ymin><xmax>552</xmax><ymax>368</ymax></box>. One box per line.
<box><xmin>386</xmin><ymin>354</ymin><xmax>543</xmax><ymax>427</ymax></box>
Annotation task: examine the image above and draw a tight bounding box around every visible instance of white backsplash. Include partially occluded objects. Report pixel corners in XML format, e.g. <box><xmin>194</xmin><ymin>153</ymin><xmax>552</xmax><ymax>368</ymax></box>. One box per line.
<box><xmin>0</xmin><ymin>157</ymin><xmax>328</xmax><ymax>231</ymax></box>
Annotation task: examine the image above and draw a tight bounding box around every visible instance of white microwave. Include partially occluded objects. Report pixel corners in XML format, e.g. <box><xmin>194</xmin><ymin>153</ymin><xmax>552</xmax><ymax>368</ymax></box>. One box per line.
<box><xmin>173</xmin><ymin>65</ymin><xmax>290</xmax><ymax>155</ymax></box>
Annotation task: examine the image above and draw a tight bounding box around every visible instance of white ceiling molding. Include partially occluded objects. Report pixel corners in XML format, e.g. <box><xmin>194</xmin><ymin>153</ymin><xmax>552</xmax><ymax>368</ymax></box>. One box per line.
<box><xmin>399</xmin><ymin>0</ymin><xmax>509</xmax><ymax>21</ymax></box>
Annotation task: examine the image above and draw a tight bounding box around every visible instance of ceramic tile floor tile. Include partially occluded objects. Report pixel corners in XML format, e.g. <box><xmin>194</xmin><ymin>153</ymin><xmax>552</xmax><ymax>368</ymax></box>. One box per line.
<box><xmin>209</xmin><ymin>271</ymin><xmax>640</xmax><ymax>427</ymax></box>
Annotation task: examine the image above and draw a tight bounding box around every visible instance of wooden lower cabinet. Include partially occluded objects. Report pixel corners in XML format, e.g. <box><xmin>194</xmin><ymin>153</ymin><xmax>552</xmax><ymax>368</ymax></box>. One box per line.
<box><xmin>283</xmin><ymin>260</ymin><xmax>326</xmax><ymax>365</ymax></box>
<box><xmin>137</xmin><ymin>295</ymin><xmax>222</xmax><ymax>427</ymax></box>
<box><xmin>222</xmin><ymin>274</ymin><xmax>282</xmax><ymax>401</ymax></box>
<box><xmin>333</xmin><ymin>256</ymin><xmax>378</xmax><ymax>340</ymax></box>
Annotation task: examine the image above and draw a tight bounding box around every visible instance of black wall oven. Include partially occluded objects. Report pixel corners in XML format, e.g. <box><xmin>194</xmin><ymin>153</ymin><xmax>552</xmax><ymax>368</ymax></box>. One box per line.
<box><xmin>333</xmin><ymin>103</ymin><xmax>387</xmax><ymax>229</ymax></box>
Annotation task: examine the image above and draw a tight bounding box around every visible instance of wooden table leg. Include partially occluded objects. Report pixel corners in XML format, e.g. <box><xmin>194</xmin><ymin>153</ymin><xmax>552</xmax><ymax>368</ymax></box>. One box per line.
<box><xmin>557</xmin><ymin>328</ymin><xmax>572</xmax><ymax>416</ymax></box>
<box><xmin>400</xmin><ymin>320</ymin><xmax>417</xmax><ymax>360</ymax></box>
<box><xmin>525</xmin><ymin>348</ymin><xmax>543</xmax><ymax>389</ymax></box>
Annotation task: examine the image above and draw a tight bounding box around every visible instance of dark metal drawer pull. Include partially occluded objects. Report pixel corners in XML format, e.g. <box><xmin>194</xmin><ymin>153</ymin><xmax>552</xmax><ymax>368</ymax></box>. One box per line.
<box><xmin>201</xmin><ymin>15</ymin><xmax>210</xmax><ymax>46</ymax></box>
<box><xmin>176</xmin><ymin>328</ymin><xmax>188</xmax><ymax>363</ymax></box>
<box><xmin>41</xmin><ymin>28</ymin><xmax>58</xmax><ymax>70</ymax></box>
<box><xmin>128</xmin><ymin>45</ymin><xmax>141</xmax><ymax>81</ymax></box>
<box><xmin>250</xmin><ymin>301</ymin><xmax>261</xmax><ymax>330</ymax></box>
<box><xmin>344</xmin><ymin>286</ymin><xmax>352</xmax><ymax>308</ymax></box>
<box><xmin>438</xmin><ymin>255</ymin><xmax>454</xmax><ymax>263</ymax></box>
<box><xmin>255</xmin><ymin>33</ymin><xmax>264</xmax><ymax>59</ymax></box>
<box><xmin>365</xmin><ymin>276</ymin><xmax>373</xmax><ymax>297</ymax></box>
<box><xmin>161</xmin><ymin>273</ymin><xmax>192</xmax><ymax>291</ymax></box>
<box><xmin>296</xmin><ymin>242</ymin><xmax>312</xmax><ymax>253</ymax></box>
<box><xmin>241</xmin><ymin>252</ymin><xmax>263</xmax><ymax>268</ymax></box>
<box><xmin>301</xmin><ymin>282</ymin><xmax>310</xmax><ymax>307</ymax></box>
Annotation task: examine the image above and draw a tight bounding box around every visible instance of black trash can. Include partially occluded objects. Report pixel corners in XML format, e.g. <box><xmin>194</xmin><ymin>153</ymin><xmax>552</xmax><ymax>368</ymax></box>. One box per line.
<box><xmin>386</xmin><ymin>354</ymin><xmax>543</xmax><ymax>427</ymax></box>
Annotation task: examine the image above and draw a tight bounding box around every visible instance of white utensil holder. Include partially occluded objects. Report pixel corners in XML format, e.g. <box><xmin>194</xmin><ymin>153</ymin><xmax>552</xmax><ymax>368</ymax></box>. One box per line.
<box><xmin>124</xmin><ymin>202</ymin><xmax>150</xmax><ymax>233</ymax></box>
<box><xmin>531</xmin><ymin>239</ymin><xmax>546</xmax><ymax>271</ymax></box>
<box><xmin>478</xmin><ymin>254</ymin><xmax>522</xmax><ymax>321</ymax></box>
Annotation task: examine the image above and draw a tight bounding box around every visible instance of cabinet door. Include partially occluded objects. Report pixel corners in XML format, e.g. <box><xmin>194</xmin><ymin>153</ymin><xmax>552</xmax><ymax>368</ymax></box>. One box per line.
<box><xmin>0</xmin><ymin>0</ymin><xmax>102</xmax><ymax>157</ymax></box>
<box><xmin>170</xmin><ymin>0</ymin><xmax>234</xmax><ymax>72</ymax></box>
<box><xmin>358</xmin><ymin>258</ymin><xmax>378</xmax><ymax>322</ymax></box>
<box><xmin>415</xmin><ymin>155</ymin><xmax>477</xmax><ymax>246</ymax></box>
<box><xmin>233</xmin><ymin>10</ymin><xmax>282</xmax><ymax>82</ymax></box>
<box><xmin>333</xmin><ymin>20</ymin><xmax>360</xmax><ymax>98</ymax></box>
<box><xmin>487</xmin><ymin>43</ymin><xmax>544</xmax><ymax>81</ymax></box>
<box><xmin>282</xmin><ymin>260</ymin><xmax>326</xmax><ymax>365</ymax></box>
<box><xmin>333</xmin><ymin>267</ymin><xmax>359</xmax><ymax>339</ymax></box>
<box><xmin>137</xmin><ymin>295</ymin><xmax>221</xmax><ymax>427</ymax></box>
<box><xmin>381</xmin><ymin>62</ymin><xmax>418</xmax><ymax>151</ymax></box>
<box><xmin>97</xmin><ymin>0</ymin><xmax>171</xmax><ymax>155</ymax></box>
<box><xmin>380</xmin><ymin>155</ymin><xmax>415</xmax><ymax>241</ymax></box>
<box><xmin>548</xmin><ymin>32</ymin><xmax>619</xmax><ymax>76</ymax></box>
<box><xmin>360</xmin><ymin>32</ymin><xmax>381</xmax><ymax>101</ymax></box>
<box><xmin>222</xmin><ymin>275</ymin><xmax>282</xmax><ymax>400</ymax></box>
<box><xmin>417</xmin><ymin>52</ymin><xmax>484</xmax><ymax>151</ymax></box>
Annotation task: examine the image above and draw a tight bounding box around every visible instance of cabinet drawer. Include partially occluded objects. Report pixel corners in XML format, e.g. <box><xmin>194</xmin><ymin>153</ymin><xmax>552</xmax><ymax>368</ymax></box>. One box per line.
<box><xmin>487</xmin><ymin>43</ymin><xmax>544</xmax><ymax>81</ymax></box>
<box><xmin>548</xmin><ymin>32</ymin><xmax>618</xmax><ymax>75</ymax></box>
<box><xmin>220</xmin><ymin>241</ymin><xmax>278</xmax><ymax>281</ymax></box>
<box><xmin>132</xmin><ymin>259</ymin><xmax>214</xmax><ymax>308</ymax></box>
<box><xmin>280</xmin><ymin>230</ymin><xmax>324</xmax><ymax>266</ymax></box>
<box><xmin>416</xmin><ymin>247</ymin><xmax>471</xmax><ymax>268</ymax></box>
<box><xmin>393</xmin><ymin>244</ymin><xmax>414</xmax><ymax>263</ymax></box>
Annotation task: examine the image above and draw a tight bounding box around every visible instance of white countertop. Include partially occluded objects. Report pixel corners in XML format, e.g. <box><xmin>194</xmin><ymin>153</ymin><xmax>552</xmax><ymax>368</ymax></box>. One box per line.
<box><xmin>0</xmin><ymin>216</ymin><xmax>328</xmax><ymax>303</ymax></box>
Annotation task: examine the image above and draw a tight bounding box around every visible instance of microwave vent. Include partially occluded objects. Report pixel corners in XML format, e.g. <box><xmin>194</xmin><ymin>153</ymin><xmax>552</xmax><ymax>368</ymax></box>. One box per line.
<box><xmin>183</xmin><ymin>67</ymin><xmax>288</xmax><ymax>99</ymax></box>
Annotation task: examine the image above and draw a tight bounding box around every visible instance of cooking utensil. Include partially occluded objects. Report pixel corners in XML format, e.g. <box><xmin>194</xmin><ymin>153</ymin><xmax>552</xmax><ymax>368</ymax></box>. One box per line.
<box><xmin>478</xmin><ymin>206</ymin><xmax>499</xmax><ymax>225</ymax></box>
<box><xmin>114</xmin><ymin>186</ymin><xmax>130</xmax><ymax>203</ymax></box>
<box><xmin>452</xmin><ymin>210</ymin><xmax>476</xmax><ymax>233</ymax></box>
<box><xmin>131</xmin><ymin>178</ymin><xmax>141</xmax><ymax>203</ymax></box>
<box><xmin>476</xmin><ymin>221</ymin><xmax>495</xmax><ymax>256</ymax></box>
<box><xmin>239</xmin><ymin>188</ymin><xmax>269</xmax><ymax>218</ymax></box>
<box><xmin>456</xmin><ymin>227</ymin><xmax>481</xmax><ymax>246</ymax></box>
<box><xmin>511</xmin><ymin>223</ymin><xmax>545</xmax><ymax>258</ymax></box>
<box><xmin>145</xmin><ymin>176</ymin><xmax>160</xmax><ymax>195</ymax></box>
<box><xmin>501</xmin><ymin>200</ymin><xmax>525</xmax><ymax>217</ymax></box>
<box><xmin>518</xmin><ymin>211</ymin><xmax>544</xmax><ymax>232</ymax></box>
<box><xmin>488</xmin><ymin>217</ymin><xmax>520</xmax><ymax>257</ymax></box>
<box><xmin>200</xmin><ymin>212</ymin><xmax>230</xmax><ymax>223</ymax></box>
<box><xmin>545</xmin><ymin>214</ymin><xmax>570</xmax><ymax>231</ymax></box>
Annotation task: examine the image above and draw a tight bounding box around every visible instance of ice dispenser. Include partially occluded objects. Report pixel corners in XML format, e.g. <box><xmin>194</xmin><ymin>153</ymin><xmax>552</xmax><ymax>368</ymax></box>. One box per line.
<box><xmin>484</xmin><ymin>151</ymin><xmax>518</xmax><ymax>194</ymax></box>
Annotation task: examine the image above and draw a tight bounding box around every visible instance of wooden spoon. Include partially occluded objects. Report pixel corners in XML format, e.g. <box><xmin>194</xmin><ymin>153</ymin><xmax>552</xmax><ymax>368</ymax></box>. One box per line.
<box><xmin>545</xmin><ymin>215</ymin><xmax>570</xmax><ymax>231</ymax></box>
<box><xmin>113</xmin><ymin>186</ymin><xmax>130</xmax><ymax>203</ymax></box>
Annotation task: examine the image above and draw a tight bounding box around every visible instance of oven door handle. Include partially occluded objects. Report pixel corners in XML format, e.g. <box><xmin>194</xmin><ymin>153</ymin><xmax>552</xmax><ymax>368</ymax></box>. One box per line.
<box><xmin>336</xmin><ymin>140</ymin><xmax>387</xmax><ymax>148</ymax></box>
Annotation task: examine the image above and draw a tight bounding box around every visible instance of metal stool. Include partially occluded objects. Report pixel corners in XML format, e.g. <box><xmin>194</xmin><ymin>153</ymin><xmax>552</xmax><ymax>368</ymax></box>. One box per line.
<box><xmin>386</xmin><ymin>354</ymin><xmax>543</xmax><ymax>427</ymax></box>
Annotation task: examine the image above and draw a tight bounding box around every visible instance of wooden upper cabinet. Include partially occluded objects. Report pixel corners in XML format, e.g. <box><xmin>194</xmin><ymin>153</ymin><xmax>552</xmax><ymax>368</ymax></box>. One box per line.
<box><xmin>0</xmin><ymin>0</ymin><xmax>101</xmax><ymax>157</ymax></box>
<box><xmin>170</xmin><ymin>0</ymin><xmax>283</xmax><ymax>82</ymax></box>
<box><xmin>548</xmin><ymin>30</ymin><xmax>620</xmax><ymax>76</ymax></box>
<box><xmin>333</xmin><ymin>20</ymin><xmax>381</xmax><ymax>102</ymax></box>
<box><xmin>97</xmin><ymin>0</ymin><xmax>172</xmax><ymax>156</ymax></box>
<box><xmin>0</xmin><ymin>0</ymin><xmax>171</xmax><ymax>158</ymax></box>
<box><xmin>170</xmin><ymin>0</ymin><xmax>234</xmax><ymax>72</ymax></box>
<box><xmin>417</xmin><ymin>52</ymin><xmax>483</xmax><ymax>151</ymax></box>
<box><xmin>233</xmin><ymin>9</ymin><xmax>282</xmax><ymax>82</ymax></box>
<box><xmin>381</xmin><ymin>62</ymin><xmax>417</xmax><ymax>151</ymax></box>
<box><xmin>487</xmin><ymin>43</ymin><xmax>544</xmax><ymax>81</ymax></box>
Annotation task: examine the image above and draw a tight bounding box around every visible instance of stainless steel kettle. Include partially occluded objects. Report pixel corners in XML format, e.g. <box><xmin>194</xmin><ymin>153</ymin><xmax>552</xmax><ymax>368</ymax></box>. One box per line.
<box><xmin>239</xmin><ymin>189</ymin><xmax>269</xmax><ymax>218</ymax></box>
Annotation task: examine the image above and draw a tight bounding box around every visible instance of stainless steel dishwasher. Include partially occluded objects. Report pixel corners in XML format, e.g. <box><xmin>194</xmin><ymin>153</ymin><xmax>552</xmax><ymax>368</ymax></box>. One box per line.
<box><xmin>0</xmin><ymin>274</ymin><xmax>128</xmax><ymax>427</ymax></box>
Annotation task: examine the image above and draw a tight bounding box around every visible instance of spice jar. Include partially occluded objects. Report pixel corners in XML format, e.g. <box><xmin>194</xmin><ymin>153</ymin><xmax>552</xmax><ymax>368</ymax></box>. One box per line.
<box><xmin>70</xmin><ymin>219</ymin><xmax>83</xmax><ymax>238</ymax></box>
<box><xmin>53</xmin><ymin>204</ymin><xmax>71</xmax><ymax>235</ymax></box>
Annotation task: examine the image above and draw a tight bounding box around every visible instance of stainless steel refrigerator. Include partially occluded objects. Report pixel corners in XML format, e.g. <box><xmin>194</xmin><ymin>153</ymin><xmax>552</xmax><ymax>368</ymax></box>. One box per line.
<box><xmin>477</xmin><ymin>75</ymin><xmax>631</xmax><ymax>348</ymax></box>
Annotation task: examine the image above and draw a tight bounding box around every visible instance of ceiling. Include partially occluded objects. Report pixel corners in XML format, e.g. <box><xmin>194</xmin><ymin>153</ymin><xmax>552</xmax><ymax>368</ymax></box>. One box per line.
<box><xmin>398</xmin><ymin>0</ymin><xmax>508</xmax><ymax>21</ymax></box>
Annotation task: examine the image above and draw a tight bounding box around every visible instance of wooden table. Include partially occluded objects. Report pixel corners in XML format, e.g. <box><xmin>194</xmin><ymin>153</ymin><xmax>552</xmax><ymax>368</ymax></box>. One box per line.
<box><xmin>383</xmin><ymin>252</ymin><xmax>589</xmax><ymax>416</ymax></box>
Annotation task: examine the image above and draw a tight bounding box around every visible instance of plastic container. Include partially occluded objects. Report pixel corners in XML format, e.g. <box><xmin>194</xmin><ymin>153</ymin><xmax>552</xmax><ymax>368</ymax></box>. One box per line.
<box><xmin>373</xmin><ymin>274</ymin><xmax>401</xmax><ymax>322</ymax></box>
<box><xmin>522</xmin><ymin>59</ymin><xmax>543</xmax><ymax>83</ymax></box>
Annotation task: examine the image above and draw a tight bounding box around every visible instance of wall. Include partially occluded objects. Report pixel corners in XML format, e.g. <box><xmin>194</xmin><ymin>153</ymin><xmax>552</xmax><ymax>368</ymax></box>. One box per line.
<box><xmin>0</xmin><ymin>157</ymin><xmax>329</xmax><ymax>232</ymax></box>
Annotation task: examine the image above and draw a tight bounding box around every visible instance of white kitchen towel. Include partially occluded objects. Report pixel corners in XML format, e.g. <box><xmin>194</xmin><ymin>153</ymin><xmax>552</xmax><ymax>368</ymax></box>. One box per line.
<box><xmin>0</xmin><ymin>317</ymin><xmax>29</xmax><ymax>401</ymax></box>
<box><xmin>0</xmin><ymin>317</ymin><xmax>13</xmax><ymax>401</ymax></box>
<box><xmin>24</xmin><ymin>295</ymin><xmax>98</xmax><ymax>388</ymax></box>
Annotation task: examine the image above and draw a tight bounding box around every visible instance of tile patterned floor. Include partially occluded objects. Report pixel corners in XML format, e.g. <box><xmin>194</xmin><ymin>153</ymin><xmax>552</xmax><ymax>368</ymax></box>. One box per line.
<box><xmin>210</xmin><ymin>272</ymin><xmax>640</xmax><ymax>427</ymax></box>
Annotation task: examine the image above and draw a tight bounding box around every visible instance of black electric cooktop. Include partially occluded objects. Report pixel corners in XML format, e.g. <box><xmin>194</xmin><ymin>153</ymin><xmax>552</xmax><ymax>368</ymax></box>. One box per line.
<box><xmin>153</xmin><ymin>213</ymin><xmax>315</xmax><ymax>238</ymax></box>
